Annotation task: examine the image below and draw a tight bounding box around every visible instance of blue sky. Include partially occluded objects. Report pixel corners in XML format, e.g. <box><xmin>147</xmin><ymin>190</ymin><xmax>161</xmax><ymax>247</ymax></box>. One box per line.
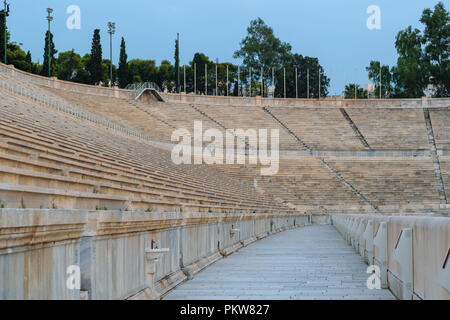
<box><xmin>5</xmin><ymin>0</ymin><xmax>444</xmax><ymax>95</ymax></box>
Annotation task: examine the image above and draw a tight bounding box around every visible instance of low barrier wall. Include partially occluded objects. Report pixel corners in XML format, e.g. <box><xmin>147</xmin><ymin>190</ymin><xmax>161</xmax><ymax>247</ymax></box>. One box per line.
<box><xmin>1</xmin><ymin>63</ymin><xmax>449</xmax><ymax>109</ymax></box>
<box><xmin>160</xmin><ymin>93</ymin><xmax>450</xmax><ymax>109</ymax></box>
<box><xmin>0</xmin><ymin>209</ymin><xmax>316</xmax><ymax>300</ymax></box>
<box><xmin>332</xmin><ymin>214</ymin><xmax>450</xmax><ymax>300</ymax></box>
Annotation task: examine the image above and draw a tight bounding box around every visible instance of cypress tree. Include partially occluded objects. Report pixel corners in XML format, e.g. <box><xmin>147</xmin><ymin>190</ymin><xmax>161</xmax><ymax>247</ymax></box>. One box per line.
<box><xmin>174</xmin><ymin>33</ymin><xmax>180</xmax><ymax>93</ymax></box>
<box><xmin>0</xmin><ymin>3</ymin><xmax>10</xmax><ymax>64</ymax></box>
<box><xmin>25</xmin><ymin>50</ymin><xmax>32</xmax><ymax>64</ymax></box>
<box><xmin>25</xmin><ymin>50</ymin><xmax>33</xmax><ymax>73</ymax></box>
<box><xmin>87</xmin><ymin>29</ymin><xmax>103</xmax><ymax>85</ymax></box>
<box><xmin>117</xmin><ymin>37</ymin><xmax>129</xmax><ymax>88</ymax></box>
<box><xmin>41</xmin><ymin>30</ymin><xmax>57</xmax><ymax>77</ymax></box>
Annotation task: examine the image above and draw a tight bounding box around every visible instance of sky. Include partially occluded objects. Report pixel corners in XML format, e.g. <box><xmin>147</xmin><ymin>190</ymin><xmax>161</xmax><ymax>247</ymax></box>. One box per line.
<box><xmin>5</xmin><ymin>0</ymin><xmax>445</xmax><ymax>95</ymax></box>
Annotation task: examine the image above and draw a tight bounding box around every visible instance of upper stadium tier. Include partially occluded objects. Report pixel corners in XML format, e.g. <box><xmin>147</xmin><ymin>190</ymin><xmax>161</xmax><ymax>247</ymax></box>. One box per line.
<box><xmin>0</xmin><ymin>62</ymin><xmax>449</xmax><ymax>216</ymax></box>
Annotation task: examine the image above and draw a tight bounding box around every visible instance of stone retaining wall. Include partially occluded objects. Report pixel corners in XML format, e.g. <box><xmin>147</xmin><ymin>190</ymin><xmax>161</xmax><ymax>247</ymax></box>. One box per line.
<box><xmin>332</xmin><ymin>214</ymin><xmax>450</xmax><ymax>300</ymax></box>
<box><xmin>0</xmin><ymin>209</ymin><xmax>317</xmax><ymax>300</ymax></box>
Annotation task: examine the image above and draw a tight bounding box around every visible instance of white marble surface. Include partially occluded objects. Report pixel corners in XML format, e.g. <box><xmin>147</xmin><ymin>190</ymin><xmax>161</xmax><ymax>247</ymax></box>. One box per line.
<box><xmin>164</xmin><ymin>225</ymin><xmax>396</xmax><ymax>300</ymax></box>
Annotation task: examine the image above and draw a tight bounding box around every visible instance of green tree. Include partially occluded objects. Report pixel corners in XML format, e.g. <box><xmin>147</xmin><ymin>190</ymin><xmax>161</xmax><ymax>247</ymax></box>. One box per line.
<box><xmin>24</xmin><ymin>50</ymin><xmax>38</xmax><ymax>74</ymax></box>
<box><xmin>420</xmin><ymin>2</ymin><xmax>450</xmax><ymax>97</ymax></box>
<box><xmin>25</xmin><ymin>50</ymin><xmax>31</xmax><ymax>65</ymax></box>
<box><xmin>392</xmin><ymin>26</ymin><xmax>426</xmax><ymax>98</ymax></box>
<box><xmin>7</xmin><ymin>43</ymin><xmax>32</xmax><ymax>72</ymax></box>
<box><xmin>344</xmin><ymin>84</ymin><xmax>368</xmax><ymax>99</ymax></box>
<box><xmin>56</xmin><ymin>50</ymin><xmax>88</xmax><ymax>83</ymax></box>
<box><xmin>191</xmin><ymin>53</ymin><xmax>213</xmax><ymax>95</ymax></box>
<box><xmin>41</xmin><ymin>30</ymin><xmax>57</xmax><ymax>77</ymax></box>
<box><xmin>234</xmin><ymin>17</ymin><xmax>291</xmax><ymax>84</ymax></box>
<box><xmin>0</xmin><ymin>3</ymin><xmax>10</xmax><ymax>64</ymax></box>
<box><xmin>117</xmin><ymin>37</ymin><xmax>129</xmax><ymax>88</ymax></box>
<box><xmin>366</xmin><ymin>61</ymin><xmax>393</xmax><ymax>98</ymax></box>
<box><xmin>154</xmin><ymin>60</ymin><xmax>174</xmax><ymax>92</ymax></box>
<box><xmin>174</xmin><ymin>34</ymin><xmax>180</xmax><ymax>93</ymax></box>
<box><xmin>87</xmin><ymin>29</ymin><xmax>103</xmax><ymax>85</ymax></box>
<box><xmin>128</xmin><ymin>59</ymin><xmax>157</xmax><ymax>84</ymax></box>
<box><xmin>102</xmin><ymin>59</ymin><xmax>116</xmax><ymax>85</ymax></box>
<box><xmin>275</xmin><ymin>54</ymin><xmax>329</xmax><ymax>98</ymax></box>
<box><xmin>215</xmin><ymin>62</ymin><xmax>237</xmax><ymax>96</ymax></box>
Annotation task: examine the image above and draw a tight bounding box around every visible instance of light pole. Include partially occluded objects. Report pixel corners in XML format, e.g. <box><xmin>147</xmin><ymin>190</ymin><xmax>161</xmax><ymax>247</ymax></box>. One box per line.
<box><xmin>205</xmin><ymin>64</ymin><xmax>207</xmax><ymax>95</ymax></box>
<box><xmin>215</xmin><ymin>58</ymin><xmax>218</xmax><ymax>96</ymax></box>
<box><xmin>237</xmin><ymin>66</ymin><xmax>240</xmax><ymax>97</ymax></box>
<box><xmin>343</xmin><ymin>71</ymin><xmax>345</xmax><ymax>98</ymax></box>
<box><xmin>283</xmin><ymin>67</ymin><xmax>286</xmax><ymax>98</ymax></box>
<box><xmin>3</xmin><ymin>0</ymin><xmax>8</xmax><ymax>64</ymax></box>
<box><xmin>177</xmin><ymin>33</ymin><xmax>180</xmax><ymax>93</ymax></box>
<box><xmin>272</xmin><ymin>67</ymin><xmax>274</xmax><ymax>97</ymax></box>
<box><xmin>295</xmin><ymin>67</ymin><xmax>298</xmax><ymax>99</ymax></box>
<box><xmin>249</xmin><ymin>67</ymin><xmax>252</xmax><ymax>97</ymax></box>
<box><xmin>307</xmin><ymin>68</ymin><xmax>310</xmax><ymax>99</ymax></box>
<box><xmin>330</xmin><ymin>69</ymin><xmax>333</xmax><ymax>98</ymax></box>
<box><xmin>107</xmin><ymin>22</ymin><xmax>116</xmax><ymax>87</ymax></box>
<box><xmin>261</xmin><ymin>67</ymin><xmax>264</xmax><ymax>97</ymax></box>
<box><xmin>379</xmin><ymin>67</ymin><xmax>382</xmax><ymax>99</ymax></box>
<box><xmin>46</xmin><ymin>8</ymin><xmax>53</xmax><ymax>78</ymax></box>
<box><xmin>318</xmin><ymin>69</ymin><xmax>321</xmax><ymax>100</ymax></box>
<box><xmin>226</xmin><ymin>65</ymin><xmax>229</xmax><ymax>97</ymax></box>
<box><xmin>194</xmin><ymin>63</ymin><xmax>196</xmax><ymax>94</ymax></box>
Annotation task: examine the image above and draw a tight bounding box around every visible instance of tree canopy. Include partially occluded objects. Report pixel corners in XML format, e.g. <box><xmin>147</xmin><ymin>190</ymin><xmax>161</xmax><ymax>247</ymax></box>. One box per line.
<box><xmin>56</xmin><ymin>50</ymin><xmax>88</xmax><ymax>83</ymax></box>
<box><xmin>364</xmin><ymin>2</ymin><xmax>449</xmax><ymax>98</ymax></box>
<box><xmin>41</xmin><ymin>30</ymin><xmax>57</xmax><ymax>77</ymax></box>
<box><xmin>87</xmin><ymin>29</ymin><xmax>103</xmax><ymax>85</ymax></box>
<box><xmin>0</xmin><ymin>3</ymin><xmax>10</xmax><ymax>64</ymax></box>
<box><xmin>234</xmin><ymin>17</ymin><xmax>291</xmax><ymax>81</ymax></box>
<box><xmin>420</xmin><ymin>2</ymin><xmax>449</xmax><ymax>96</ymax></box>
<box><xmin>117</xmin><ymin>37</ymin><xmax>129</xmax><ymax>88</ymax></box>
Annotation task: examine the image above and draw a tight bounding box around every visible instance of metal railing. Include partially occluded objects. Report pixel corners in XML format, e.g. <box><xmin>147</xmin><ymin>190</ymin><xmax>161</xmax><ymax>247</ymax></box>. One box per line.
<box><xmin>0</xmin><ymin>72</ymin><xmax>156</xmax><ymax>144</ymax></box>
<box><xmin>126</xmin><ymin>82</ymin><xmax>161</xmax><ymax>98</ymax></box>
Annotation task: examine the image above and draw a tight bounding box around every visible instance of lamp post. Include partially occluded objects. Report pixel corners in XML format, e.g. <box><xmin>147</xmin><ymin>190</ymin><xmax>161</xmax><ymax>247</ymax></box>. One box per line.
<box><xmin>343</xmin><ymin>71</ymin><xmax>345</xmax><ymax>98</ymax></box>
<box><xmin>46</xmin><ymin>8</ymin><xmax>53</xmax><ymax>78</ymax></box>
<box><xmin>215</xmin><ymin>58</ymin><xmax>218</xmax><ymax>96</ymax></box>
<box><xmin>226</xmin><ymin>65</ymin><xmax>229</xmax><ymax>97</ymax></box>
<box><xmin>107</xmin><ymin>22</ymin><xmax>116</xmax><ymax>87</ymax></box>
<box><xmin>194</xmin><ymin>63</ymin><xmax>196</xmax><ymax>94</ymax></box>
<box><xmin>3</xmin><ymin>0</ymin><xmax>8</xmax><ymax>64</ymax></box>
<box><xmin>249</xmin><ymin>67</ymin><xmax>252</xmax><ymax>97</ymax></box>
<box><xmin>307</xmin><ymin>68</ymin><xmax>310</xmax><ymax>99</ymax></box>
<box><xmin>237</xmin><ymin>66</ymin><xmax>240</xmax><ymax>97</ymax></box>
<box><xmin>379</xmin><ymin>67</ymin><xmax>382</xmax><ymax>99</ymax></box>
<box><xmin>261</xmin><ymin>67</ymin><xmax>264</xmax><ymax>97</ymax></box>
<box><xmin>330</xmin><ymin>69</ymin><xmax>333</xmax><ymax>98</ymax></box>
<box><xmin>272</xmin><ymin>67</ymin><xmax>274</xmax><ymax>97</ymax></box>
<box><xmin>176</xmin><ymin>33</ymin><xmax>180</xmax><ymax>93</ymax></box>
<box><xmin>319</xmin><ymin>69</ymin><xmax>321</xmax><ymax>100</ymax></box>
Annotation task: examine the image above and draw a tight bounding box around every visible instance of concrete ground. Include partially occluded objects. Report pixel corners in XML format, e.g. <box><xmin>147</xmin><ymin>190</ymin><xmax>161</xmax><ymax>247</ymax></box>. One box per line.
<box><xmin>164</xmin><ymin>225</ymin><xmax>396</xmax><ymax>300</ymax></box>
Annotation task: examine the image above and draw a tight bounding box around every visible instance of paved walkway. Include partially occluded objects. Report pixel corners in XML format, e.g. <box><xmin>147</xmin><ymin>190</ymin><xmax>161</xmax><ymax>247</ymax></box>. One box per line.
<box><xmin>164</xmin><ymin>225</ymin><xmax>396</xmax><ymax>300</ymax></box>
